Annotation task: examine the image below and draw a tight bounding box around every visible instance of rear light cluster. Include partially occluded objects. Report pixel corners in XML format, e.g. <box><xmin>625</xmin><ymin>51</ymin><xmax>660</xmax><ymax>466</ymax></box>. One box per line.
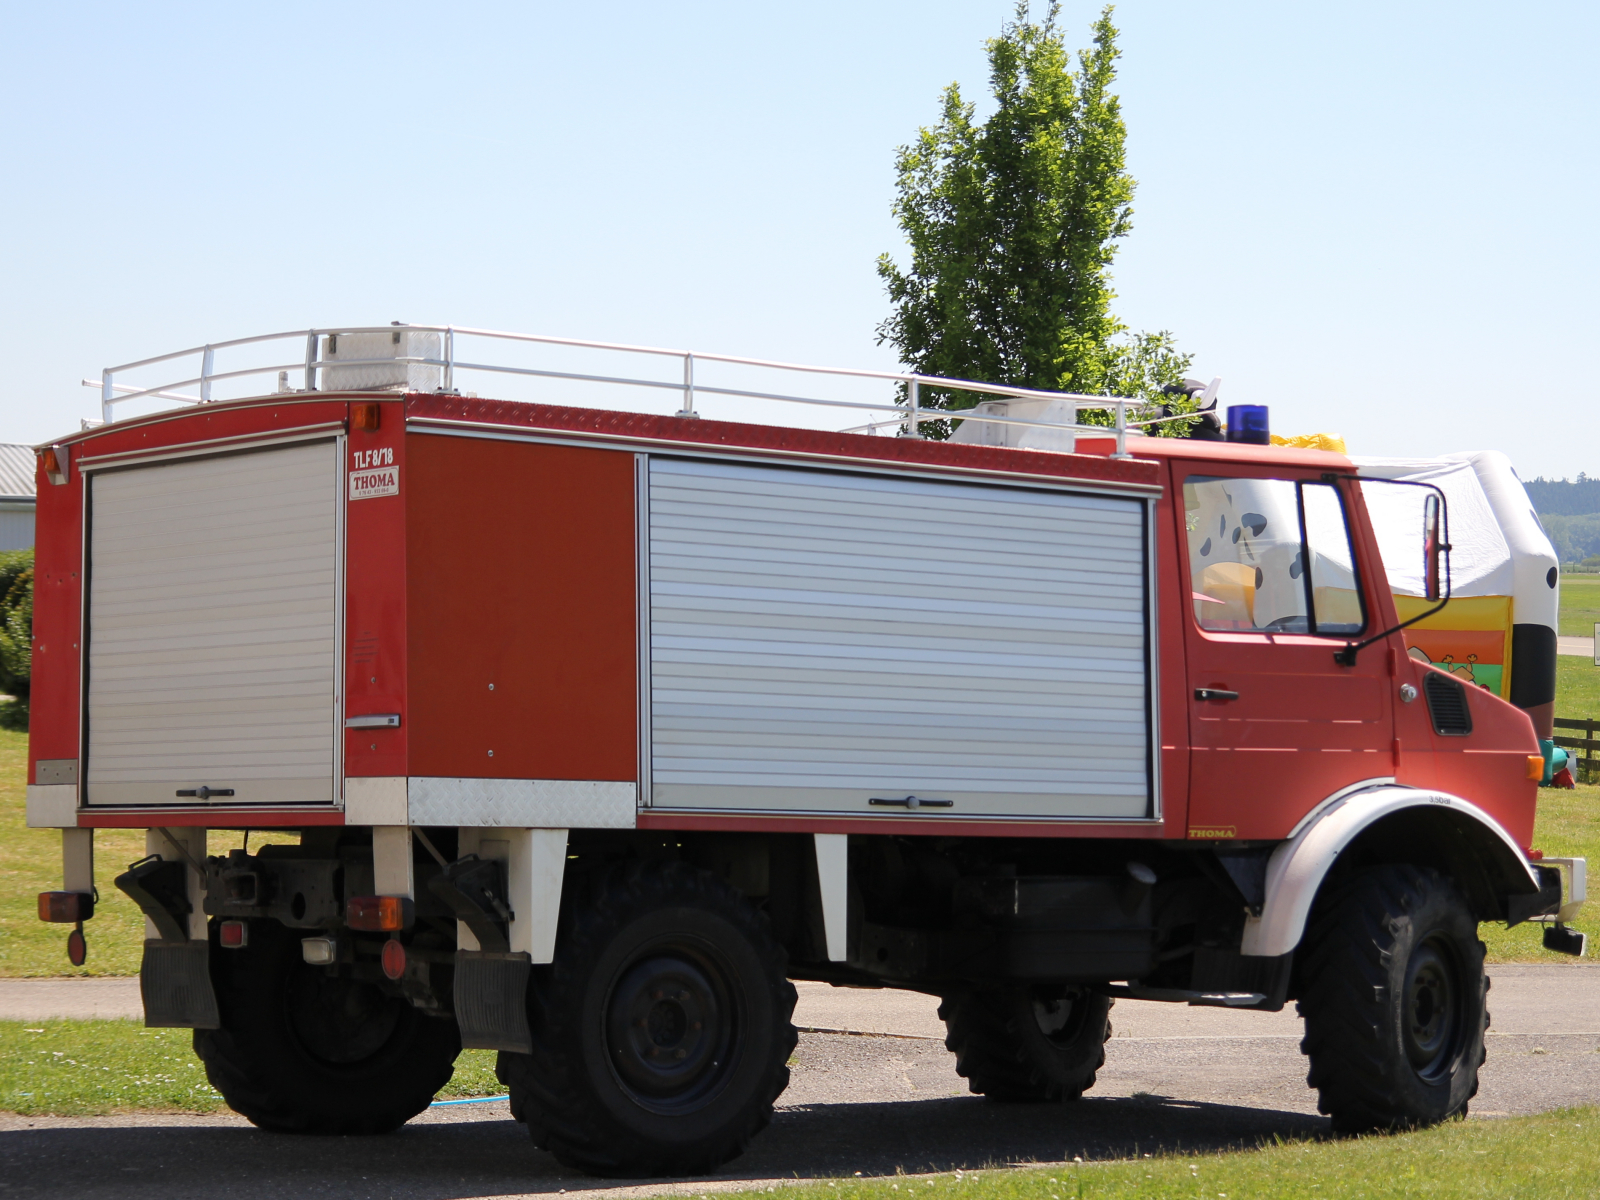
<box><xmin>347</xmin><ymin>895</ymin><xmax>412</xmax><ymax>931</ymax></box>
<box><xmin>38</xmin><ymin>892</ymin><xmax>93</xmax><ymax>966</ymax></box>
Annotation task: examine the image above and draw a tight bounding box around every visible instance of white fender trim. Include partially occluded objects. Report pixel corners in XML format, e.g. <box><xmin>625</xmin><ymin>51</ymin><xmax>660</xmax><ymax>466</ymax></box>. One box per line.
<box><xmin>1240</xmin><ymin>786</ymin><xmax>1539</xmax><ymax>958</ymax></box>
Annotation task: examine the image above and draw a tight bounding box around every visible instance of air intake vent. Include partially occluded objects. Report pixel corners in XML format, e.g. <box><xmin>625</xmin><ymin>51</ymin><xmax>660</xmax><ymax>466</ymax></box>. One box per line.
<box><xmin>1424</xmin><ymin>672</ymin><xmax>1473</xmax><ymax>736</ymax></box>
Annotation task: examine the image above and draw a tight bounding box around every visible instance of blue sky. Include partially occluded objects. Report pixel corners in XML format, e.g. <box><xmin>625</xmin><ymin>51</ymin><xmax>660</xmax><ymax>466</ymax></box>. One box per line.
<box><xmin>2</xmin><ymin>1</ymin><xmax>1595</xmax><ymax>477</ymax></box>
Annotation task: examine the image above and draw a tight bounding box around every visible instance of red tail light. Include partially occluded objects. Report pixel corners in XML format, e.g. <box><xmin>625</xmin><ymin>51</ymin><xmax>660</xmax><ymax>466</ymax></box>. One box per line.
<box><xmin>219</xmin><ymin>920</ymin><xmax>249</xmax><ymax>949</ymax></box>
<box><xmin>346</xmin><ymin>895</ymin><xmax>410</xmax><ymax>931</ymax></box>
<box><xmin>38</xmin><ymin>892</ymin><xmax>93</xmax><ymax>923</ymax></box>
<box><xmin>381</xmin><ymin>938</ymin><xmax>407</xmax><ymax>981</ymax></box>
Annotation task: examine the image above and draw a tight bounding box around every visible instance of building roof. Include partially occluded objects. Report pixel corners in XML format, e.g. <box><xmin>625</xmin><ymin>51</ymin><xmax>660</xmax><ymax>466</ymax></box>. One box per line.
<box><xmin>0</xmin><ymin>445</ymin><xmax>36</xmax><ymax>501</ymax></box>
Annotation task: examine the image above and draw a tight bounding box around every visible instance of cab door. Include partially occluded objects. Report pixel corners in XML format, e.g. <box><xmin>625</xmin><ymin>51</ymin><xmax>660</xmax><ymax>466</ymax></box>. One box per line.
<box><xmin>1179</xmin><ymin>464</ymin><xmax>1394</xmax><ymax>839</ymax></box>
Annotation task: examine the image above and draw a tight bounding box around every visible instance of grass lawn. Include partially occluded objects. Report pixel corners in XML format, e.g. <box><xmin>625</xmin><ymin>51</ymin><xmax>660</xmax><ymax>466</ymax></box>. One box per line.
<box><xmin>0</xmin><ymin>728</ymin><xmax>147</xmax><ymax>977</ymax></box>
<box><xmin>0</xmin><ymin>1019</ymin><xmax>503</xmax><ymax>1115</ymax></box>
<box><xmin>0</xmin><ymin>727</ymin><xmax>292</xmax><ymax>977</ymax></box>
<box><xmin>1557</xmin><ymin>575</ymin><xmax>1600</xmax><ymax>638</ymax></box>
<box><xmin>1554</xmin><ymin>656</ymin><xmax>1600</xmax><ymax>734</ymax></box>
<box><xmin>711</xmin><ymin>1109</ymin><xmax>1600</xmax><ymax>1199</ymax></box>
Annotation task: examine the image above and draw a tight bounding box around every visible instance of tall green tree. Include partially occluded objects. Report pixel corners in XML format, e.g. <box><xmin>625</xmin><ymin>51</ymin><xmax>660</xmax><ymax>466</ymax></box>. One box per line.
<box><xmin>876</xmin><ymin>3</ymin><xmax>1192</xmax><ymax>437</ymax></box>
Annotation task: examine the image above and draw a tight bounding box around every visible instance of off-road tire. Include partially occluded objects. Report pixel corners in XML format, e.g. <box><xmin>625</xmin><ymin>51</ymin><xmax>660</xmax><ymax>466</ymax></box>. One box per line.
<box><xmin>1297</xmin><ymin>864</ymin><xmax>1488</xmax><ymax>1132</ymax></box>
<box><xmin>194</xmin><ymin>920</ymin><xmax>459</xmax><ymax>1134</ymax></box>
<box><xmin>939</xmin><ymin>985</ymin><xmax>1113</xmax><ymax>1101</ymax></box>
<box><xmin>496</xmin><ymin>860</ymin><xmax>797</xmax><ymax>1177</ymax></box>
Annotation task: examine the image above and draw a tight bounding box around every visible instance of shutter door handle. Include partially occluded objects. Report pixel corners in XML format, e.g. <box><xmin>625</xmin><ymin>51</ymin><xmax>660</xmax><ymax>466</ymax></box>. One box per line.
<box><xmin>175</xmin><ymin>786</ymin><xmax>235</xmax><ymax>799</ymax></box>
<box><xmin>1194</xmin><ymin>688</ymin><xmax>1240</xmax><ymax>702</ymax></box>
<box><xmin>869</xmin><ymin>795</ymin><xmax>954</xmax><ymax>810</ymax></box>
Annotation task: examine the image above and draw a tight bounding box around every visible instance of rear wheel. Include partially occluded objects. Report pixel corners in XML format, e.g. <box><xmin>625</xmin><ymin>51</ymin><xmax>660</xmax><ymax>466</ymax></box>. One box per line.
<box><xmin>939</xmin><ymin>984</ymin><xmax>1112</xmax><ymax>1101</ymax></box>
<box><xmin>195</xmin><ymin>921</ymin><xmax>459</xmax><ymax>1134</ymax></box>
<box><xmin>496</xmin><ymin>861</ymin><xmax>797</xmax><ymax>1177</ymax></box>
<box><xmin>1297</xmin><ymin>864</ymin><xmax>1487</xmax><ymax>1132</ymax></box>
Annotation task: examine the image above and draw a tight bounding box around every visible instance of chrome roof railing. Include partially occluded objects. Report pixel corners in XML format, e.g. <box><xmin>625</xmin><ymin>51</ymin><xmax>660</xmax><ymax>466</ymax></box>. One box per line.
<box><xmin>83</xmin><ymin>323</ymin><xmax>1197</xmax><ymax>457</ymax></box>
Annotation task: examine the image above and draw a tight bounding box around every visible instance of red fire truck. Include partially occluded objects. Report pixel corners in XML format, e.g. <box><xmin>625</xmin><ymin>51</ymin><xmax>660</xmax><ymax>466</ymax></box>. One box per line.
<box><xmin>28</xmin><ymin>326</ymin><xmax>1585</xmax><ymax>1176</ymax></box>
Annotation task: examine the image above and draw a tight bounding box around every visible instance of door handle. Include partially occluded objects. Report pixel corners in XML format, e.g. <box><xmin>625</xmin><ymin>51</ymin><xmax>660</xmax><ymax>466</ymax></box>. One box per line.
<box><xmin>868</xmin><ymin>795</ymin><xmax>954</xmax><ymax>810</ymax></box>
<box><xmin>1194</xmin><ymin>688</ymin><xmax>1239</xmax><ymax>702</ymax></box>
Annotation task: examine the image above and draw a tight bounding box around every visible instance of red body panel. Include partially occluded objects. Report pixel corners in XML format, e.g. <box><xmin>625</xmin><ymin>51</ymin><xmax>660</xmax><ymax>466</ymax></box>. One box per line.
<box><xmin>29</xmin><ymin>454</ymin><xmax>81</xmax><ymax>774</ymax></box>
<box><xmin>26</xmin><ymin>392</ymin><xmax>1538</xmax><ymax>846</ymax></box>
<box><xmin>404</xmin><ymin>435</ymin><xmax>637</xmax><ymax>782</ymax></box>
<box><xmin>344</xmin><ymin>401</ymin><xmax>410</xmax><ymax>781</ymax></box>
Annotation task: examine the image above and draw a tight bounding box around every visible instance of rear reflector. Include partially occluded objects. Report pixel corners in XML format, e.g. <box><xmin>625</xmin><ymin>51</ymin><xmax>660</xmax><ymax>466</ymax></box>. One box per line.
<box><xmin>381</xmin><ymin>938</ymin><xmax>407</xmax><ymax>981</ymax></box>
<box><xmin>219</xmin><ymin>920</ymin><xmax>249</xmax><ymax>949</ymax></box>
<box><xmin>38</xmin><ymin>892</ymin><xmax>93</xmax><ymax>923</ymax></box>
<box><xmin>347</xmin><ymin>895</ymin><xmax>411</xmax><ymax>931</ymax></box>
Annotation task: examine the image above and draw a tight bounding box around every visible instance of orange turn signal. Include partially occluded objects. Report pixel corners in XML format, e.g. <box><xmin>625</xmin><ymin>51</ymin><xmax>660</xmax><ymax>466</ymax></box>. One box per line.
<box><xmin>1527</xmin><ymin>755</ymin><xmax>1547</xmax><ymax>782</ymax></box>
<box><xmin>38</xmin><ymin>891</ymin><xmax>93</xmax><ymax>923</ymax></box>
<box><xmin>39</xmin><ymin>446</ymin><xmax>67</xmax><ymax>485</ymax></box>
<box><xmin>346</xmin><ymin>895</ymin><xmax>410</xmax><ymax>931</ymax></box>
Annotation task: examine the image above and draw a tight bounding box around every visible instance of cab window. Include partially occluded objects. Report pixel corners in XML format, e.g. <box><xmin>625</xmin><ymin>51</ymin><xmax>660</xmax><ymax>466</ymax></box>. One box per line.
<box><xmin>1184</xmin><ymin>475</ymin><xmax>1365</xmax><ymax>636</ymax></box>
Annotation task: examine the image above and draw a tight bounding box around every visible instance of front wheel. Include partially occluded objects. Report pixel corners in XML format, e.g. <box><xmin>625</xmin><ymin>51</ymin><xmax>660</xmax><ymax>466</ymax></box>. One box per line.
<box><xmin>1297</xmin><ymin>864</ymin><xmax>1488</xmax><ymax>1132</ymax></box>
<box><xmin>496</xmin><ymin>861</ymin><xmax>797</xmax><ymax>1177</ymax></box>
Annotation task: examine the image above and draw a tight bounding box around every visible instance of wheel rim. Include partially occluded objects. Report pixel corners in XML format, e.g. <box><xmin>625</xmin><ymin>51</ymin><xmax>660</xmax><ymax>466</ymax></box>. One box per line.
<box><xmin>286</xmin><ymin>963</ymin><xmax>405</xmax><ymax>1066</ymax></box>
<box><xmin>1402</xmin><ymin>934</ymin><xmax>1465</xmax><ymax>1081</ymax></box>
<box><xmin>604</xmin><ymin>941</ymin><xmax>742</xmax><ymax>1114</ymax></box>
<box><xmin>1031</xmin><ymin>986</ymin><xmax>1092</xmax><ymax>1048</ymax></box>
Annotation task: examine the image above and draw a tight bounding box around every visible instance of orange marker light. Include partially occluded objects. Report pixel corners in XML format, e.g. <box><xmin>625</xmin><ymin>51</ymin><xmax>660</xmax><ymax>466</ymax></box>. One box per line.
<box><xmin>37</xmin><ymin>892</ymin><xmax>93</xmax><ymax>923</ymax></box>
<box><xmin>39</xmin><ymin>446</ymin><xmax>68</xmax><ymax>485</ymax></box>
<box><xmin>1527</xmin><ymin>755</ymin><xmax>1547</xmax><ymax>781</ymax></box>
<box><xmin>346</xmin><ymin>895</ymin><xmax>409</xmax><ymax>931</ymax></box>
<box><xmin>352</xmin><ymin>402</ymin><xmax>381</xmax><ymax>431</ymax></box>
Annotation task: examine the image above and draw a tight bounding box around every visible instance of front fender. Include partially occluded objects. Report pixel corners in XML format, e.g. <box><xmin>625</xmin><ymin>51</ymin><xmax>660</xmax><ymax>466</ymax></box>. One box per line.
<box><xmin>1240</xmin><ymin>785</ymin><xmax>1539</xmax><ymax>958</ymax></box>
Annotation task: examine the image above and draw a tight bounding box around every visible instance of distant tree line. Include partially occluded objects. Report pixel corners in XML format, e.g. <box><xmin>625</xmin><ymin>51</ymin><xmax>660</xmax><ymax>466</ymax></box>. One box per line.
<box><xmin>1523</xmin><ymin>476</ymin><xmax>1600</xmax><ymax>566</ymax></box>
<box><xmin>1525</xmin><ymin>474</ymin><xmax>1600</xmax><ymax>517</ymax></box>
<box><xmin>1541</xmin><ymin>514</ymin><xmax>1600</xmax><ymax>567</ymax></box>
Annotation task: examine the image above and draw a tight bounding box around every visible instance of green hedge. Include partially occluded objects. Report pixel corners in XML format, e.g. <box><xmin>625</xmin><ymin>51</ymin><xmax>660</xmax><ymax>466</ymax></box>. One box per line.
<box><xmin>0</xmin><ymin>550</ymin><xmax>33</xmax><ymax>729</ymax></box>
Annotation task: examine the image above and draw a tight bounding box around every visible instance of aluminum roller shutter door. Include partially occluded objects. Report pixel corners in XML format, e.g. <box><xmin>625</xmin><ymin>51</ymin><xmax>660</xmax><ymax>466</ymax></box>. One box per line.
<box><xmin>647</xmin><ymin>457</ymin><xmax>1152</xmax><ymax>820</ymax></box>
<box><xmin>85</xmin><ymin>441</ymin><xmax>341</xmax><ymax>807</ymax></box>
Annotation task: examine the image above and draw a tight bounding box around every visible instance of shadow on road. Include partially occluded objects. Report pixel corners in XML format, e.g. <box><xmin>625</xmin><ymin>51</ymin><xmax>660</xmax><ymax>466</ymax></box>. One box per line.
<box><xmin>2</xmin><ymin>1094</ymin><xmax>1331</xmax><ymax>1200</ymax></box>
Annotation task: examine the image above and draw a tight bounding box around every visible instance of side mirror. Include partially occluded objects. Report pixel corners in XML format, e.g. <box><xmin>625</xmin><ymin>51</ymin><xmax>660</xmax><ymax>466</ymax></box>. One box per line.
<box><xmin>1423</xmin><ymin>492</ymin><xmax>1443</xmax><ymax>601</ymax></box>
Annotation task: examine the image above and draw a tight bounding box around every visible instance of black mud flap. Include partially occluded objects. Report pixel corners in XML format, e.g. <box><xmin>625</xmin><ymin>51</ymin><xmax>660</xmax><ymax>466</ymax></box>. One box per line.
<box><xmin>454</xmin><ymin>951</ymin><xmax>532</xmax><ymax>1053</ymax></box>
<box><xmin>140</xmin><ymin>940</ymin><xmax>220</xmax><ymax>1029</ymax></box>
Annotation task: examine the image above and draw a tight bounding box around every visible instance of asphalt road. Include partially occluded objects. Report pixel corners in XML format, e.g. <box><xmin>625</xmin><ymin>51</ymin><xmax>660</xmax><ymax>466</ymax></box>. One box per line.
<box><xmin>2</xmin><ymin>966</ymin><xmax>1598</xmax><ymax>1199</ymax></box>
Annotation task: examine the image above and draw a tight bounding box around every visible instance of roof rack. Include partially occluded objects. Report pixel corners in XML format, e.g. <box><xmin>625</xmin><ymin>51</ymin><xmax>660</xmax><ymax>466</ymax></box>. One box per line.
<box><xmin>82</xmin><ymin>323</ymin><xmax>1188</xmax><ymax>457</ymax></box>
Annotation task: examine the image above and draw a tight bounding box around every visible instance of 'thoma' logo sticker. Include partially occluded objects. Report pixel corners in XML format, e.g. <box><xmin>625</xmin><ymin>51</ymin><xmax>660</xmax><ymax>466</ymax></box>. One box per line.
<box><xmin>350</xmin><ymin>465</ymin><xmax>399</xmax><ymax>500</ymax></box>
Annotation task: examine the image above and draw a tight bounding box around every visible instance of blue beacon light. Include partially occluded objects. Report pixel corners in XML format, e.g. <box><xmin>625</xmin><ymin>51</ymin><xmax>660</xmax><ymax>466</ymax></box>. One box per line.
<box><xmin>1225</xmin><ymin>404</ymin><xmax>1270</xmax><ymax>445</ymax></box>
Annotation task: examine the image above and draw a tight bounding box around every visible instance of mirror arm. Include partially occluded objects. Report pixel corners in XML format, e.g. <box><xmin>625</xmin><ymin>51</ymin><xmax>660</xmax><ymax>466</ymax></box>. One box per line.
<box><xmin>1333</xmin><ymin>547</ymin><xmax>1452</xmax><ymax>667</ymax></box>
